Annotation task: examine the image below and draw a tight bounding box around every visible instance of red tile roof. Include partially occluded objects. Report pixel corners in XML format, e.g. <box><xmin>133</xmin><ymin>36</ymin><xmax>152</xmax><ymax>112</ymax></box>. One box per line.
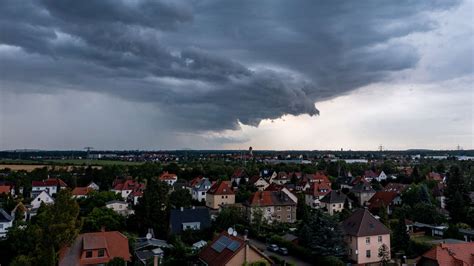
<box><xmin>419</xmin><ymin>242</ymin><xmax>474</xmax><ymax>266</ymax></box>
<box><xmin>113</xmin><ymin>179</ymin><xmax>144</xmax><ymax>191</ymax></box>
<box><xmin>32</xmin><ymin>178</ymin><xmax>67</xmax><ymax>187</ymax></box>
<box><xmin>248</xmin><ymin>191</ymin><xmax>296</xmax><ymax>206</ymax></box>
<box><xmin>368</xmin><ymin>191</ymin><xmax>399</xmax><ymax>210</ymax></box>
<box><xmin>313</xmin><ymin>171</ymin><xmax>331</xmax><ymax>184</ymax></box>
<box><xmin>0</xmin><ymin>185</ymin><xmax>12</xmax><ymax>194</ymax></box>
<box><xmin>208</xmin><ymin>181</ymin><xmax>234</xmax><ymax>195</ymax></box>
<box><xmin>426</xmin><ymin>172</ymin><xmax>444</xmax><ymax>182</ymax></box>
<box><xmin>305</xmin><ymin>182</ymin><xmax>331</xmax><ymax>197</ymax></box>
<box><xmin>189</xmin><ymin>176</ymin><xmax>204</xmax><ymax>187</ymax></box>
<box><xmin>159</xmin><ymin>171</ymin><xmax>177</xmax><ymax>181</ymax></box>
<box><xmin>71</xmin><ymin>187</ymin><xmax>94</xmax><ymax>196</ymax></box>
<box><xmin>265</xmin><ymin>183</ymin><xmax>285</xmax><ymax>191</ymax></box>
<box><xmin>59</xmin><ymin>231</ymin><xmax>131</xmax><ymax>266</ymax></box>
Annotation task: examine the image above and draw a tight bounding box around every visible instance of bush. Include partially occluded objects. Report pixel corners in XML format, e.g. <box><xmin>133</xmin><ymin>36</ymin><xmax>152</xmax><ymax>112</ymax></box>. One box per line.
<box><xmin>406</xmin><ymin>240</ymin><xmax>433</xmax><ymax>258</ymax></box>
<box><xmin>318</xmin><ymin>256</ymin><xmax>345</xmax><ymax>266</ymax></box>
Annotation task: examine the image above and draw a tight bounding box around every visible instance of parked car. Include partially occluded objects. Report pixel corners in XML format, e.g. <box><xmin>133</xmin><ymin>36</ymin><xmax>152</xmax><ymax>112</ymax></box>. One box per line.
<box><xmin>267</xmin><ymin>244</ymin><xmax>279</xmax><ymax>252</ymax></box>
<box><xmin>278</xmin><ymin>247</ymin><xmax>288</xmax><ymax>255</ymax></box>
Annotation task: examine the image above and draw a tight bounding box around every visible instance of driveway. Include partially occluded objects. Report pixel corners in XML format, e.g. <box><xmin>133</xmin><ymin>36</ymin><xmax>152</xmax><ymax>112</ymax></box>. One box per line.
<box><xmin>249</xmin><ymin>238</ymin><xmax>312</xmax><ymax>266</ymax></box>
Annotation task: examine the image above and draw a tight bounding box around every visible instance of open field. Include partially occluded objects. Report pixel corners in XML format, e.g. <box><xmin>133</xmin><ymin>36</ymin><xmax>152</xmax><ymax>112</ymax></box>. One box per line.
<box><xmin>0</xmin><ymin>159</ymin><xmax>143</xmax><ymax>171</ymax></box>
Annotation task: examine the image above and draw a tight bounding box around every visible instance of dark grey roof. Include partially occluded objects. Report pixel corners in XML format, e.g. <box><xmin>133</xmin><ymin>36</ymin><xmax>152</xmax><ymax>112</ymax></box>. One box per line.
<box><xmin>341</xmin><ymin>208</ymin><xmax>390</xmax><ymax>237</ymax></box>
<box><xmin>320</xmin><ymin>190</ymin><xmax>350</xmax><ymax>204</ymax></box>
<box><xmin>351</xmin><ymin>181</ymin><xmax>375</xmax><ymax>193</ymax></box>
<box><xmin>0</xmin><ymin>208</ymin><xmax>13</xmax><ymax>222</ymax></box>
<box><xmin>135</xmin><ymin>238</ymin><xmax>172</xmax><ymax>251</ymax></box>
<box><xmin>169</xmin><ymin>207</ymin><xmax>211</xmax><ymax>234</ymax></box>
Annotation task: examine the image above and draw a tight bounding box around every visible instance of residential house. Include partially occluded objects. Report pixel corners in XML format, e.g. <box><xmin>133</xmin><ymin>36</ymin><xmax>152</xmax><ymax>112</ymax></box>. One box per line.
<box><xmin>31</xmin><ymin>178</ymin><xmax>67</xmax><ymax>197</ymax></box>
<box><xmin>189</xmin><ymin>177</ymin><xmax>212</xmax><ymax>202</ymax></box>
<box><xmin>30</xmin><ymin>190</ymin><xmax>54</xmax><ymax>209</ymax></box>
<box><xmin>206</xmin><ymin>181</ymin><xmax>235</xmax><ymax>210</ymax></box>
<box><xmin>416</xmin><ymin>242</ymin><xmax>474</xmax><ymax>266</ymax></box>
<box><xmin>158</xmin><ymin>171</ymin><xmax>178</xmax><ymax>186</ymax></box>
<box><xmin>245</xmin><ymin>190</ymin><xmax>297</xmax><ymax>223</ymax></box>
<box><xmin>128</xmin><ymin>184</ymin><xmax>145</xmax><ymax>205</ymax></box>
<box><xmin>199</xmin><ymin>231</ymin><xmax>273</xmax><ymax>266</ymax></box>
<box><xmin>342</xmin><ymin>208</ymin><xmax>391</xmax><ymax>265</ymax></box>
<box><xmin>350</xmin><ymin>178</ymin><xmax>376</xmax><ymax>206</ymax></box>
<box><xmin>71</xmin><ymin>187</ymin><xmax>95</xmax><ymax>199</ymax></box>
<box><xmin>272</xmin><ymin>171</ymin><xmax>290</xmax><ymax>185</ymax></box>
<box><xmin>248</xmin><ymin>175</ymin><xmax>270</xmax><ymax>191</ymax></box>
<box><xmin>432</xmin><ymin>183</ymin><xmax>446</xmax><ymax>209</ymax></box>
<box><xmin>382</xmin><ymin>183</ymin><xmax>408</xmax><ymax>194</ymax></box>
<box><xmin>230</xmin><ymin>168</ymin><xmax>249</xmax><ymax>186</ymax></box>
<box><xmin>111</xmin><ymin>178</ymin><xmax>145</xmax><ymax>200</ymax></box>
<box><xmin>0</xmin><ymin>208</ymin><xmax>13</xmax><ymax>238</ymax></box>
<box><xmin>169</xmin><ymin>206</ymin><xmax>211</xmax><ymax>234</ymax></box>
<box><xmin>134</xmin><ymin>229</ymin><xmax>172</xmax><ymax>266</ymax></box>
<box><xmin>87</xmin><ymin>181</ymin><xmax>100</xmax><ymax>190</ymax></box>
<box><xmin>58</xmin><ymin>231</ymin><xmax>131</xmax><ymax>266</ymax></box>
<box><xmin>105</xmin><ymin>200</ymin><xmax>134</xmax><ymax>216</ymax></box>
<box><xmin>320</xmin><ymin>190</ymin><xmax>352</xmax><ymax>215</ymax></box>
<box><xmin>304</xmin><ymin>182</ymin><xmax>331</xmax><ymax>208</ymax></box>
<box><xmin>426</xmin><ymin>172</ymin><xmax>444</xmax><ymax>183</ymax></box>
<box><xmin>368</xmin><ymin>191</ymin><xmax>400</xmax><ymax>215</ymax></box>
<box><xmin>0</xmin><ymin>184</ymin><xmax>15</xmax><ymax>196</ymax></box>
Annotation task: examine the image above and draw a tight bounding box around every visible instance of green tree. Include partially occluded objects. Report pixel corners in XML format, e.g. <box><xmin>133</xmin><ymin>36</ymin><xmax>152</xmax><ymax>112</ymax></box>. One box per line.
<box><xmin>412</xmin><ymin>203</ymin><xmax>445</xmax><ymax>224</ymax></box>
<box><xmin>214</xmin><ymin>206</ymin><xmax>245</xmax><ymax>231</ymax></box>
<box><xmin>392</xmin><ymin>216</ymin><xmax>409</xmax><ymax>253</ymax></box>
<box><xmin>106</xmin><ymin>257</ymin><xmax>126</xmax><ymax>266</ymax></box>
<box><xmin>296</xmin><ymin>194</ymin><xmax>310</xmax><ymax>221</ymax></box>
<box><xmin>445</xmin><ymin>166</ymin><xmax>468</xmax><ymax>223</ymax></box>
<box><xmin>83</xmin><ymin>207</ymin><xmax>126</xmax><ymax>232</ymax></box>
<box><xmin>134</xmin><ymin>178</ymin><xmax>170</xmax><ymax>236</ymax></box>
<box><xmin>169</xmin><ymin>188</ymin><xmax>192</xmax><ymax>209</ymax></box>
<box><xmin>378</xmin><ymin>244</ymin><xmax>390</xmax><ymax>265</ymax></box>
<box><xmin>298</xmin><ymin>210</ymin><xmax>345</xmax><ymax>257</ymax></box>
<box><xmin>378</xmin><ymin>204</ymin><xmax>389</xmax><ymax>228</ymax></box>
<box><xmin>443</xmin><ymin>224</ymin><xmax>462</xmax><ymax>240</ymax></box>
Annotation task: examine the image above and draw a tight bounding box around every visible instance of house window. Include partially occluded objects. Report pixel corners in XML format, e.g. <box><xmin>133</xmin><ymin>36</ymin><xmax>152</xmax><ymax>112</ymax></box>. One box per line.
<box><xmin>201</xmin><ymin>192</ymin><xmax>205</xmax><ymax>195</ymax></box>
<box><xmin>287</xmin><ymin>214</ymin><xmax>291</xmax><ymax>219</ymax></box>
<box><xmin>0</xmin><ymin>224</ymin><xmax>3</xmax><ymax>229</ymax></box>
<box><xmin>98</xmin><ymin>249</ymin><xmax>105</xmax><ymax>257</ymax></box>
<box><xmin>366</xmin><ymin>250</ymin><xmax>371</xmax><ymax>258</ymax></box>
<box><xmin>276</xmin><ymin>207</ymin><xmax>281</xmax><ymax>211</ymax></box>
<box><xmin>366</xmin><ymin>237</ymin><xmax>370</xmax><ymax>244</ymax></box>
<box><xmin>86</xmin><ymin>251</ymin><xmax>93</xmax><ymax>258</ymax></box>
<box><xmin>225</xmin><ymin>195</ymin><xmax>228</xmax><ymax>199</ymax></box>
<box><xmin>333</xmin><ymin>204</ymin><xmax>336</xmax><ymax>207</ymax></box>
<box><xmin>378</xmin><ymin>236</ymin><xmax>382</xmax><ymax>243</ymax></box>
<box><xmin>287</xmin><ymin>206</ymin><xmax>291</xmax><ymax>211</ymax></box>
<box><xmin>222</xmin><ymin>196</ymin><xmax>224</xmax><ymax>199</ymax></box>
<box><xmin>277</xmin><ymin>215</ymin><xmax>281</xmax><ymax>220</ymax></box>
<box><xmin>267</xmin><ymin>208</ymin><xmax>271</xmax><ymax>212</ymax></box>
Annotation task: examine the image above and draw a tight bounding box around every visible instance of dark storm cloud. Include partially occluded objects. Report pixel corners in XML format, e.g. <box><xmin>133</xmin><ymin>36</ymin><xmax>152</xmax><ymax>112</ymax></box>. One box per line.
<box><xmin>0</xmin><ymin>0</ymin><xmax>462</xmax><ymax>131</ymax></box>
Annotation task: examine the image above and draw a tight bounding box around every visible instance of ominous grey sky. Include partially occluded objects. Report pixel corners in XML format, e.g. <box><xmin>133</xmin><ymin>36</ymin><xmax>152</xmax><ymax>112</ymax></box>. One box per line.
<box><xmin>1</xmin><ymin>0</ymin><xmax>473</xmax><ymax>150</ymax></box>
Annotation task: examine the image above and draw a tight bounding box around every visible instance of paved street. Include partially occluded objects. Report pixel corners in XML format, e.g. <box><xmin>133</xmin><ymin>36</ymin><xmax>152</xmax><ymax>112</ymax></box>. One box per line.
<box><xmin>249</xmin><ymin>238</ymin><xmax>312</xmax><ymax>266</ymax></box>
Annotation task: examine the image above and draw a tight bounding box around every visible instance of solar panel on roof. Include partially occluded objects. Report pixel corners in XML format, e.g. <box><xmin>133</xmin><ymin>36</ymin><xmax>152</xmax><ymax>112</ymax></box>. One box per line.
<box><xmin>227</xmin><ymin>241</ymin><xmax>241</xmax><ymax>251</ymax></box>
<box><xmin>219</xmin><ymin>236</ymin><xmax>232</xmax><ymax>246</ymax></box>
<box><xmin>211</xmin><ymin>241</ymin><xmax>226</xmax><ymax>253</ymax></box>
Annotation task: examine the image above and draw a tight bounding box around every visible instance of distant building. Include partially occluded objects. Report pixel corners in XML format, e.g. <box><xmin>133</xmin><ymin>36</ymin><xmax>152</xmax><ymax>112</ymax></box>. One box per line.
<box><xmin>320</xmin><ymin>190</ymin><xmax>352</xmax><ymax>215</ymax></box>
<box><xmin>31</xmin><ymin>178</ymin><xmax>67</xmax><ymax>197</ymax></box>
<box><xmin>199</xmin><ymin>231</ymin><xmax>273</xmax><ymax>266</ymax></box>
<box><xmin>368</xmin><ymin>191</ymin><xmax>401</xmax><ymax>215</ymax></box>
<box><xmin>158</xmin><ymin>171</ymin><xmax>178</xmax><ymax>186</ymax></box>
<box><xmin>71</xmin><ymin>187</ymin><xmax>95</xmax><ymax>199</ymax></box>
<box><xmin>341</xmin><ymin>208</ymin><xmax>391</xmax><ymax>265</ymax></box>
<box><xmin>206</xmin><ymin>181</ymin><xmax>235</xmax><ymax>210</ymax></box>
<box><xmin>105</xmin><ymin>200</ymin><xmax>134</xmax><ymax>216</ymax></box>
<box><xmin>58</xmin><ymin>231</ymin><xmax>131</xmax><ymax>266</ymax></box>
<box><xmin>0</xmin><ymin>184</ymin><xmax>15</xmax><ymax>196</ymax></box>
<box><xmin>30</xmin><ymin>190</ymin><xmax>55</xmax><ymax>209</ymax></box>
<box><xmin>248</xmin><ymin>175</ymin><xmax>270</xmax><ymax>191</ymax></box>
<box><xmin>245</xmin><ymin>190</ymin><xmax>297</xmax><ymax>223</ymax></box>
<box><xmin>111</xmin><ymin>178</ymin><xmax>145</xmax><ymax>200</ymax></box>
<box><xmin>350</xmin><ymin>178</ymin><xmax>376</xmax><ymax>206</ymax></box>
<box><xmin>188</xmin><ymin>177</ymin><xmax>212</xmax><ymax>202</ymax></box>
<box><xmin>0</xmin><ymin>208</ymin><xmax>13</xmax><ymax>238</ymax></box>
<box><xmin>417</xmin><ymin>242</ymin><xmax>474</xmax><ymax>266</ymax></box>
<box><xmin>169</xmin><ymin>206</ymin><xmax>211</xmax><ymax>234</ymax></box>
<box><xmin>230</xmin><ymin>168</ymin><xmax>249</xmax><ymax>186</ymax></box>
<box><xmin>304</xmin><ymin>182</ymin><xmax>331</xmax><ymax>209</ymax></box>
